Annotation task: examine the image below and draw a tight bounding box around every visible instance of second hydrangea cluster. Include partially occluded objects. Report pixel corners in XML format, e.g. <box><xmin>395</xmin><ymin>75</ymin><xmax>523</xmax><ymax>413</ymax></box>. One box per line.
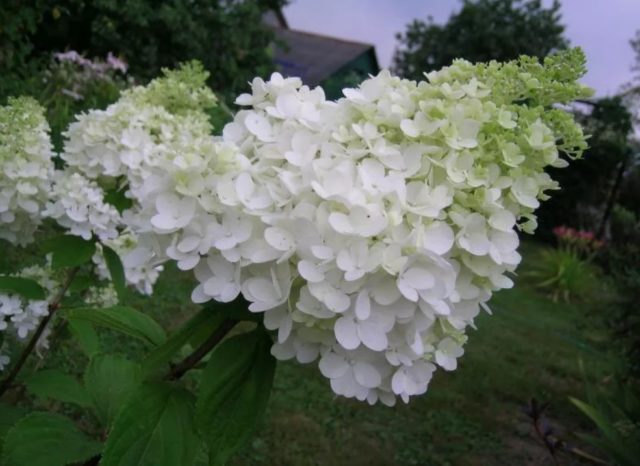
<box><xmin>0</xmin><ymin>98</ymin><xmax>55</xmax><ymax>245</ymax></box>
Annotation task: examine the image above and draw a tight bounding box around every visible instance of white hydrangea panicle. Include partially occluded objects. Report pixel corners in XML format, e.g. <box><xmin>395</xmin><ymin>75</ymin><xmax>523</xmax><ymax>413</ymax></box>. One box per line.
<box><xmin>189</xmin><ymin>50</ymin><xmax>590</xmax><ymax>405</ymax></box>
<box><xmin>59</xmin><ymin>61</ymin><xmax>242</xmax><ymax>281</ymax></box>
<box><xmin>0</xmin><ymin>98</ymin><xmax>55</xmax><ymax>246</ymax></box>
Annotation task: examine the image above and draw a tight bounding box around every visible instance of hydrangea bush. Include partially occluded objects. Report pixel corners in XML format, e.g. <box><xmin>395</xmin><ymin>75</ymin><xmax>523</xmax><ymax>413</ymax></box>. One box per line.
<box><xmin>0</xmin><ymin>50</ymin><xmax>591</xmax><ymax>465</ymax></box>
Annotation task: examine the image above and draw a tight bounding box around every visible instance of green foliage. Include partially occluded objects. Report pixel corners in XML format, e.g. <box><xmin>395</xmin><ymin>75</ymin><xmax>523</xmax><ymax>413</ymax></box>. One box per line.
<box><xmin>84</xmin><ymin>354</ymin><xmax>141</xmax><ymax>427</ymax></box>
<box><xmin>0</xmin><ymin>276</ymin><xmax>46</xmax><ymax>300</ymax></box>
<box><xmin>598</xmin><ymin>236</ymin><xmax>640</xmax><ymax>379</ymax></box>
<box><xmin>63</xmin><ymin>306</ymin><xmax>167</xmax><ymax>347</ymax></box>
<box><xmin>43</xmin><ymin>235</ymin><xmax>96</xmax><ymax>269</ymax></box>
<box><xmin>68</xmin><ymin>320</ymin><xmax>101</xmax><ymax>357</ymax></box>
<box><xmin>570</xmin><ymin>380</ymin><xmax>640</xmax><ymax>466</ymax></box>
<box><xmin>0</xmin><ymin>404</ymin><xmax>28</xmax><ymax>458</ymax></box>
<box><xmin>1</xmin><ymin>412</ymin><xmax>102</xmax><ymax>466</ymax></box>
<box><xmin>196</xmin><ymin>330</ymin><xmax>276</xmax><ymax>466</ymax></box>
<box><xmin>100</xmin><ymin>383</ymin><xmax>200</xmax><ymax>466</ymax></box>
<box><xmin>2</xmin><ymin>0</ymin><xmax>286</xmax><ymax>98</ymax></box>
<box><xmin>102</xmin><ymin>245</ymin><xmax>127</xmax><ymax>303</ymax></box>
<box><xmin>0</xmin><ymin>1</ymin><xmax>48</xmax><ymax>98</ymax></box>
<box><xmin>141</xmin><ymin>308</ymin><xmax>224</xmax><ymax>379</ymax></box>
<box><xmin>104</xmin><ymin>186</ymin><xmax>134</xmax><ymax>214</ymax></box>
<box><xmin>611</xmin><ymin>205</ymin><xmax>640</xmax><ymax>244</ymax></box>
<box><xmin>525</xmin><ymin>247</ymin><xmax>600</xmax><ymax>302</ymax></box>
<box><xmin>24</xmin><ymin>369</ymin><xmax>92</xmax><ymax>407</ymax></box>
<box><xmin>393</xmin><ymin>0</ymin><xmax>568</xmax><ymax>80</ymax></box>
<box><xmin>538</xmin><ymin>97</ymin><xmax>634</xmax><ymax>237</ymax></box>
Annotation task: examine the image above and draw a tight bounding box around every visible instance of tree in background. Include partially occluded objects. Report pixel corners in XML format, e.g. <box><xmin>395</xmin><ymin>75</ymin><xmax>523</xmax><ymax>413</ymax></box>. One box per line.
<box><xmin>393</xmin><ymin>0</ymin><xmax>567</xmax><ymax>80</ymax></box>
<box><xmin>537</xmin><ymin>97</ymin><xmax>634</xmax><ymax>238</ymax></box>
<box><xmin>0</xmin><ymin>0</ymin><xmax>285</xmax><ymax>99</ymax></box>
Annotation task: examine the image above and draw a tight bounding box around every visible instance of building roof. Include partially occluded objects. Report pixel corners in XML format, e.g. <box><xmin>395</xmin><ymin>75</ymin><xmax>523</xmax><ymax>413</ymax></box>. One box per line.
<box><xmin>272</xmin><ymin>27</ymin><xmax>377</xmax><ymax>86</ymax></box>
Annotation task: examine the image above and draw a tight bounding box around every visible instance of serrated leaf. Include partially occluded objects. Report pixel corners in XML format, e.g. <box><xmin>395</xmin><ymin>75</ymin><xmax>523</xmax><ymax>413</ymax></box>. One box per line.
<box><xmin>141</xmin><ymin>309</ymin><xmax>224</xmax><ymax>379</ymax></box>
<box><xmin>24</xmin><ymin>369</ymin><xmax>92</xmax><ymax>407</ymax></box>
<box><xmin>68</xmin><ymin>320</ymin><xmax>101</xmax><ymax>357</ymax></box>
<box><xmin>43</xmin><ymin>235</ymin><xmax>96</xmax><ymax>269</ymax></box>
<box><xmin>102</xmin><ymin>245</ymin><xmax>127</xmax><ymax>302</ymax></box>
<box><xmin>1</xmin><ymin>412</ymin><xmax>102</xmax><ymax>466</ymax></box>
<box><xmin>196</xmin><ymin>330</ymin><xmax>275</xmax><ymax>466</ymax></box>
<box><xmin>84</xmin><ymin>354</ymin><xmax>141</xmax><ymax>427</ymax></box>
<box><xmin>63</xmin><ymin>306</ymin><xmax>166</xmax><ymax>347</ymax></box>
<box><xmin>0</xmin><ymin>404</ymin><xmax>28</xmax><ymax>458</ymax></box>
<box><xmin>100</xmin><ymin>383</ymin><xmax>201</xmax><ymax>466</ymax></box>
<box><xmin>0</xmin><ymin>276</ymin><xmax>46</xmax><ymax>300</ymax></box>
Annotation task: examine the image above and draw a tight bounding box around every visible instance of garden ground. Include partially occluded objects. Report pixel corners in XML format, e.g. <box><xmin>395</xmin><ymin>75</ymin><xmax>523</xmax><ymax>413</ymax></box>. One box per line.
<box><xmin>233</xmin><ymin>262</ymin><xmax>613</xmax><ymax>466</ymax></box>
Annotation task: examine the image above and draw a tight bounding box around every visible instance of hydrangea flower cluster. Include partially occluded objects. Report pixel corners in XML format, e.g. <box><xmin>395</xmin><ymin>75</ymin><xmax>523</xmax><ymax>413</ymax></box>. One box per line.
<box><xmin>59</xmin><ymin>62</ymin><xmax>240</xmax><ymax>271</ymax></box>
<box><xmin>192</xmin><ymin>50</ymin><xmax>588</xmax><ymax>405</ymax></box>
<box><xmin>48</xmin><ymin>51</ymin><xmax>590</xmax><ymax>404</ymax></box>
<box><xmin>0</xmin><ymin>98</ymin><xmax>55</xmax><ymax>246</ymax></box>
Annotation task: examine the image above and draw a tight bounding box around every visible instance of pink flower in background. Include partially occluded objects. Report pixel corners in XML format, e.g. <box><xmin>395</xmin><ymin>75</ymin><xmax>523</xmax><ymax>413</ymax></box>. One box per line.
<box><xmin>552</xmin><ymin>225</ymin><xmax>605</xmax><ymax>257</ymax></box>
<box><xmin>53</xmin><ymin>50</ymin><xmax>128</xmax><ymax>74</ymax></box>
<box><xmin>107</xmin><ymin>52</ymin><xmax>128</xmax><ymax>73</ymax></box>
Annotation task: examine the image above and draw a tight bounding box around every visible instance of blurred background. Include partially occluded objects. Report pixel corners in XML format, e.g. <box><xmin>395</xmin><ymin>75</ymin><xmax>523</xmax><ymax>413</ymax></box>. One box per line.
<box><xmin>1</xmin><ymin>1</ymin><xmax>639</xmax><ymax>464</ymax></box>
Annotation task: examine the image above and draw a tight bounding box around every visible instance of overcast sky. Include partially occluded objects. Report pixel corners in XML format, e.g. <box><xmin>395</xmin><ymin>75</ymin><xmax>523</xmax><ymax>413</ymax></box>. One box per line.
<box><xmin>283</xmin><ymin>0</ymin><xmax>639</xmax><ymax>97</ymax></box>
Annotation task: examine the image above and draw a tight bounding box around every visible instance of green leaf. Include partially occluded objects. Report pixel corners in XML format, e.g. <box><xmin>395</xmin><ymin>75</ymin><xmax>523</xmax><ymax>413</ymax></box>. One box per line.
<box><xmin>67</xmin><ymin>274</ymin><xmax>95</xmax><ymax>293</ymax></box>
<box><xmin>0</xmin><ymin>404</ymin><xmax>28</xmax><ymax>458</ymax></box>
<box><xmin>101</xmin><ymin>383</ymin><xmax>201</xmax><ymax>466</ymax></box>
<box><xmin>211</xmin><ymin>297</ymin><xmax>261</xmax><ymax>323</ymax></box>
<box><xmin>141</xmin><ymin>308</ymin><xmax>224</xmax><ymax>379</ymax></box>
<box><xmin>570</xmin><ymin>397</ymin><xmax>639</xmax><ymax>465</ymax></box>
<box><xmin>24</xmin><ymin>369</ymin><xmax>92</xmax><ymax>407</ymax></box>
<box><xmin>68</xmin><ymin>320</ymin><xmax>101</xmax><ymax>357</ymax></box>
<box><xmin>1</xmin><ymin>412</ymin><xmax>102</xmax><ymax>466</ymax></box>
<box><xmin>63</xmin><ymin>306</ymin><xmax>166</xmax><ymax>347</ymax></box>
<box><xmin>104</xmin><ymin>187</ymin><xmax>133</xmax><ymax>214</ymax></box>
<box><xmin>84</xmin><ymin>354</ymin><xmax>141</xmax><ymax>427</ymax></box>
<box><xmin>0</xmin><ymin>276</ymin><xmax>46</xmax><ymax>300</ymax></box>
<box><xmin>196</xmin><ymin>330</ymin><xmax>276</xmax><ymax>466</ymax></box>
<box><xmin>43</xmin><ymin>235</ymin><xmax>96</xmax><ymax>269</ymax></box>
<box><xmin>102</xmin><ymin>245</ymin><xmax>127</xmax><ymax>302</ymax></box>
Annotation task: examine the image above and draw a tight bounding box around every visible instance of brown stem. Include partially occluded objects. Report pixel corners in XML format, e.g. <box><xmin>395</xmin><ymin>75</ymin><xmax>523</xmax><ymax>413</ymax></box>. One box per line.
<box><xmin>0</xmin><ymin>267</ymin><xmax>80</xmax><ymax>397</ymax></box>
<box><xmin>166</xmin><ymin>319</ymin><xmax>237</xmax><ymax>381</ymax></box>
<box><xmin>533</xmin><ymin>417</ymin><xmax>561</xmax><ymax>466</ymax></box>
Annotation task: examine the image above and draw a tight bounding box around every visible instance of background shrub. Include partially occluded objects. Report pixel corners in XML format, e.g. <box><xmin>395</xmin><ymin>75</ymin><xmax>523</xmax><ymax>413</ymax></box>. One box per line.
<box><xmin>1</xmin><ymin>0</ymin><xmax>286</xmax><ymax>101</ymax></box>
